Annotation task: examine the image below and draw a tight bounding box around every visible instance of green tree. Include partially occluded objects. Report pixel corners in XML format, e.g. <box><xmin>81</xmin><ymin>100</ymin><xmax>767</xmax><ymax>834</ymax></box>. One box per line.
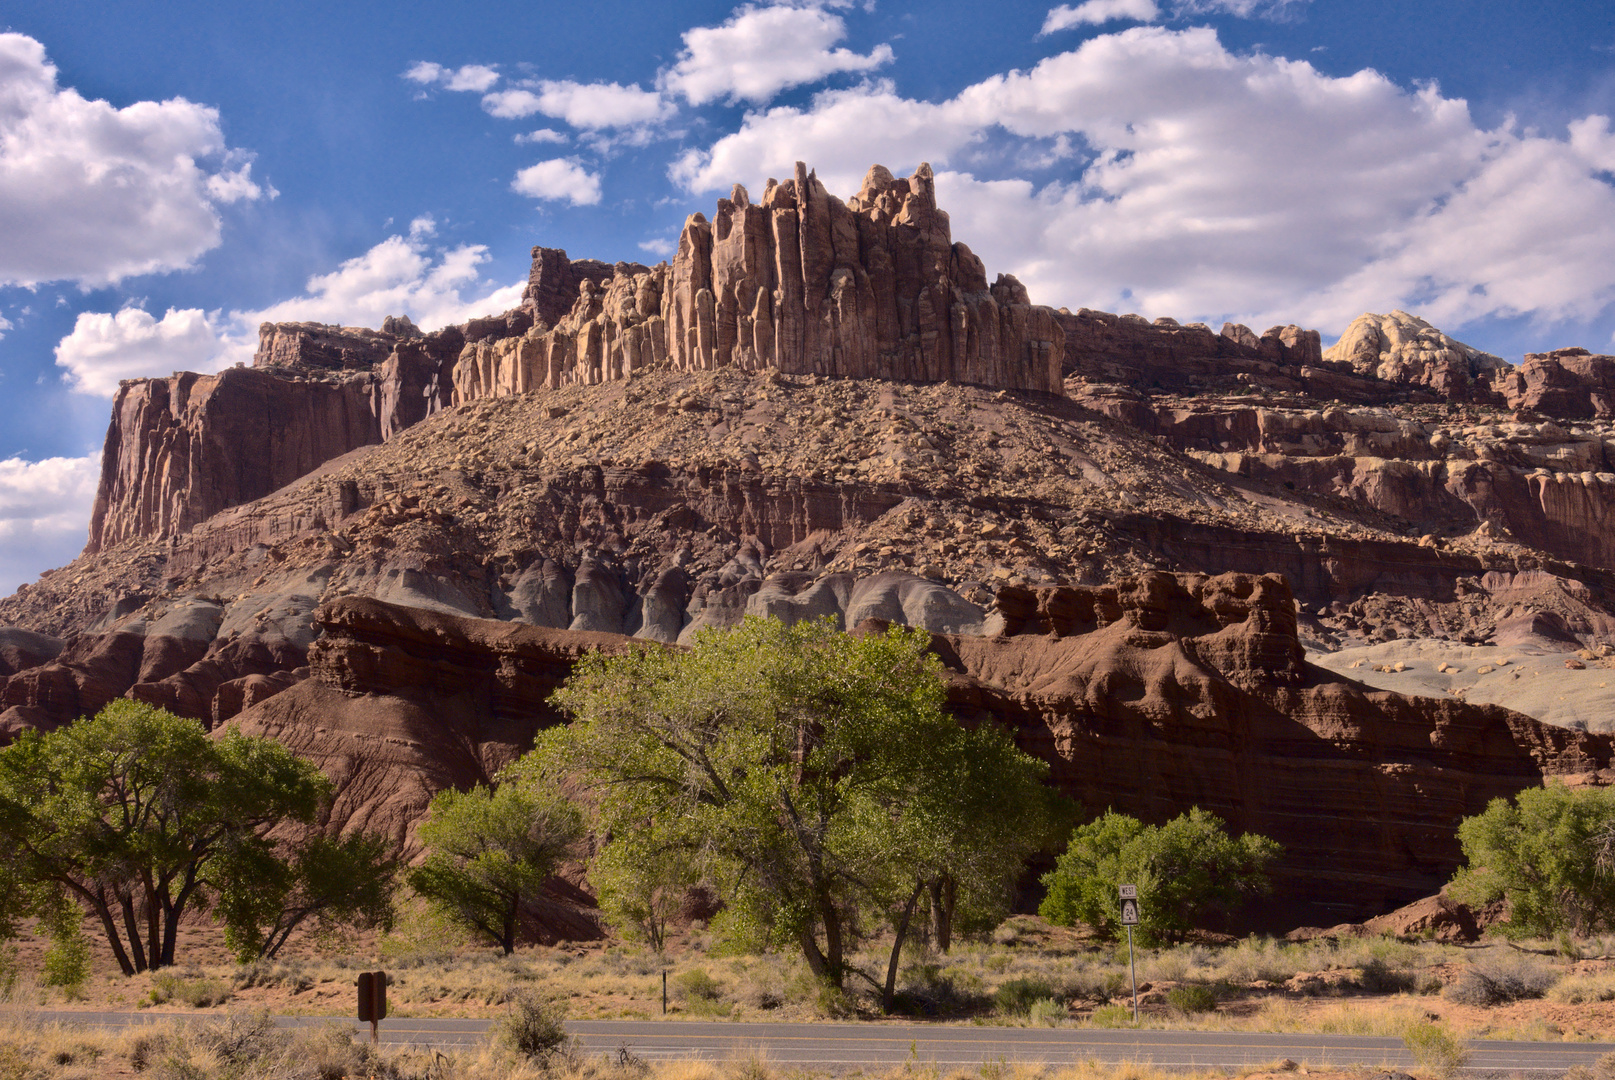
<box><xmin>1449</xmin><ymin>783</ymin><xmax>1615</xmax><ymax>937</ymax></box>
<box><xmin>408</xmin><ymin>780</ymin><xmax>583</xmax><ymax>955</ymax></box>
<box><xmin>0</xmin><ymin>700</ymin><xmax>332</xmax><ymax>974</ymax></box>
<box><xmin>1040</xmin><ymin>807</ymin><xmax>1280</xmax><ymax>946</ymax></box>
<box><xmin>539</xmin><ymin>615</ymin><xmax>1058</xmax><ymax>1011</ymax></box>
<box><xmin>216</xmin><ymin>832</ymin><xmax>399</xmax><ymax>961</ymax></box>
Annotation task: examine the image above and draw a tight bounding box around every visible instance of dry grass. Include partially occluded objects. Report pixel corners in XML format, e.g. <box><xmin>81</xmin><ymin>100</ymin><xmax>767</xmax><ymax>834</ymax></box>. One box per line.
<box><xmin>0</xmin><ymin>1011</ymin><xmax>1379</xmax><ymax>1080</ymax></box>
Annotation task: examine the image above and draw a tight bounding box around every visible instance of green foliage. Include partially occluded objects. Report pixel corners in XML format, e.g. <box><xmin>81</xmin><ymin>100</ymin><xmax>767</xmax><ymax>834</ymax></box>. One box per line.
<box><xmin>1403</xmin><ymin>1021</ymin><xmax>1470</xmax><ymax>1078</ymax></box>
<box><xmin>39</xmin><ymin>904</ymin><xmax>91</xmax><ymax>995</ymax></box>
<box><xmin>1038</xmin><ymin>807</ymin><xmax>1280</xmax><ymax>946</ymax></box>
<box><xmin>0</xmin><ymin>700</ymin><xmax>329</xmax><ymax>974</ymax></box>
<box><xmin>538</xmin><ymin>616</ymin><xmax>1059</xmax><ymax>1008</ymax></box>
<box><xmin>1165</xmin><ymin>983</ymin><xmax>1218</xmax><ymax>1013</ymax></box>
<box><xmin>408</xmin><ymin>779</ymin><xmax>583</xmax><ymax>955</ymax></box>
<box><xmin>217</xmin><ymin>832</ymin><xmax>398</xmax><ymax>962</ymax></box>
<box><xmin>590</xmin><ymin>836</ymin><xmax>692</xmax><ymax>954</ymax></box>
<box><xmin>1449</xmin><ymin>783</ymin><xmax>1615</xmax><ymax>937</ymax></box>
<box><xmin>993</xmin><ymin>977</ymin><xmax>1058</xmax><ymax>1015</ymax></box>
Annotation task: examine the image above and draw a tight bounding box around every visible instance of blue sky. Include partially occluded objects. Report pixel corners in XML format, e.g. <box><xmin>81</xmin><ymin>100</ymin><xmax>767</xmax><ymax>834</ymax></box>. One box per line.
<box><xmin>0</xmin><ymin>0</ymin><xmax>1612</xmax><ymax>592</ymax></box>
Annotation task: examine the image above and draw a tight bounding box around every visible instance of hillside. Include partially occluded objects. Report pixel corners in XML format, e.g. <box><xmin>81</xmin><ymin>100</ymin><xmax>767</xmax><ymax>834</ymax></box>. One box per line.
<box><xmin>4</xmin><ymin>162</ymin><xmax>1615</xmax><ymax>932</ymax></box>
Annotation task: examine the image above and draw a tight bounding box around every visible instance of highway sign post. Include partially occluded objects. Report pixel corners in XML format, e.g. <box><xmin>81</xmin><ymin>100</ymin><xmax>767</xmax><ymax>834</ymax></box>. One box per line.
<box><xmin>357</xmin><ymin>970</ymin><xmax>388</xmax><ymax>1044</ymax></box>
<box><xmin>1119</xmin><ymin>886</ymin><xmax>1139</xmax><ymax>1022</ymax></box>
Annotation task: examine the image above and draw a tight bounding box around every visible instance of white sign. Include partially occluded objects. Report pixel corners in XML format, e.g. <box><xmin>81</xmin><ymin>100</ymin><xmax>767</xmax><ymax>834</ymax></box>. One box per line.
<box><xmin>1118</xmin><ymin>884</ymin><xmax>1137</xmax><ymax>899</ymax></box>
<box><xmin>1120</xmin><ymin>898</ymin><xmax>1140</xmax><ymax>925</ymax></box>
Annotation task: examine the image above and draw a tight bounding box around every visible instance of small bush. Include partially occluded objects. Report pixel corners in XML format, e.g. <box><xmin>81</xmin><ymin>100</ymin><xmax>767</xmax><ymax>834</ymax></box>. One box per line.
<box><xmin>1443</xmin><ymin>950</ymin><xmax>1560</xmax><ymax>1006</ymax></box>
<box><xmin>1026</xmin><ymin>997</ymin><xmax>1067</xmax><ymax>1027</ymax></box>
<box><xmin>1404</xmin><ymin>1021</ymin><xmax>1470</xmax><ymax>1078</ymax></box>
<box><xmin>1088</xmin><ymin>1002</ymin><xmax>1134</xmax><ymax>1027</ymax></box>
<box><xmin>497</xmin><ymin>990</ymin><xmax>574</xmax><ymax>1064</ymax></box>
<box><xmin>195</xmin><ymin>1010</ymin><xmax>287</xmax><ymax>1066</ymax></box>
<box><xmin>1551</xmin><ymin>973</ymin><xmax>1615</xmax><ymax>1004</ymax></box>
<box><xmin>41</xmin><ymin>920</ymin><xmax>92</xmax><ymax>995</ymax></box>
<box><xmin>674</xmin><ymin>967</ymin><xmax>723</xmax><ymax>1002</ymax></box>
<box><xmin>1166</xmin><ymin>984</ymin><xmax>1218</xmax><ymax>1014</ymax></box>
<box><xmin>1357</xmin><ymin>957</ymin><xmax>1417</xmax><ymax>994</ymax></box>
<box><xmin>994</xmin><ymin>977</ymin><xmax>1058</xmax><ymax>1015</ymax></box>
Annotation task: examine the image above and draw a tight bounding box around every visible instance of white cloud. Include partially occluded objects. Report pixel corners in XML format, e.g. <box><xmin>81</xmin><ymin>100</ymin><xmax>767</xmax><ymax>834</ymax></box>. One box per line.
<box><xmin>482</xmin><ymin>80</ymin><xmax>674</xmax><ymax>129</ymax></box>
<box><xmin>0</xmin><ymin>314</ymin><xmax>11</xmax><ymax>339</ymax></box>
<box><xmin>403</xmin><ymin>61</ymin><xmax>501</xmax><ymax>93</ymax></box>
<box><xmin>55</xmin><ymin>307</ymin><xmax>224</xmax><ymax>395</ymax></box>
<box><xmin>0</xmin><ymin>454</ymin><xmax>98</xmax><ymax>595</ymax></box>
<box><xmin>53</xmin><ymin>229</ymin><xmax>526</xmax><ymax>397</ymax></box>
<box><xmin>638</xmin><ymin>237</ymin><xmax>676</xmax><ymax>258</ymax></box>
<box><xmin>672</xmin><ymin>26</ymin><xmax>1615</xmax><ymax>337</ymax></box>
<box><xmin>511</xmin><ymin>158</ymin><xmax>603</xmax><ymax>205</ymax></box>
<box><xmin>661</xmin><ymin>3</ymin><xmax>895</xmax><ymax>105</ymax></box>
<box><xmin>1041</xmin><ymin>0</ymin><xmax>1160</xmax><ymax>34</ymax></box>
<box><xmin>0</xmin><ymin>32</ymin><xmax>267</xmax><ymax>288</ymax></box>
<box><xmin>515</xmin><ymin>128</ymin><xmax>569</xmax><ymax>145</ymax></box>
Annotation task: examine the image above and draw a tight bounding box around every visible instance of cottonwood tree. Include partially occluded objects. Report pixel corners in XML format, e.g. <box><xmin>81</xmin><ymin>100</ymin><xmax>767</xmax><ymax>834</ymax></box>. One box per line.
<box><xmin>1039</xmin><ymin>807</ymin><xmax>1279</xmax><ymax>946</ymax></box>
<box><xmin>407</xmin><ymin>780</ymin><xmax>584</xmax><ymax>955</ymax></box>
<box><xmin>0</xmin><ymin>701</ymin><xmax>334</xmax><ymax>973</ymax></box>
<box><xmin>216</xmin><ymin>832</ymin><xmax>399</xmax><ymax>960</ymax></box>
<box><xmin>1450</xmin><ymin>783</ymin><xmax>1615</xmax><ymax>937</ymax></box>
<box><xmin>537</xmin><ymin>615</ymin><xmax>1057</xmax><ymax>1012</ymax></box>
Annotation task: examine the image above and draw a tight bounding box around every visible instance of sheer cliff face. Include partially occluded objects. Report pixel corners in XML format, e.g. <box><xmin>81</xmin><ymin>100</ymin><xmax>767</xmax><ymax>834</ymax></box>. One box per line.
<box><xmin>88</xmin><ymin>368</ymin><xmax>383</xmax><ymax>554</ymax></box>
<box><xmin>453</xmin><ymin>163</ymin><xmax>1067</xmax><ymax>402</ymax></box>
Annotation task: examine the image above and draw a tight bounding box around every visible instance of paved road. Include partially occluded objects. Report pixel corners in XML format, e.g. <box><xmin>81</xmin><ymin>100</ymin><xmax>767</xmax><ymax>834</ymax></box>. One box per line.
<box><xmin>29</xmin><ymin>1012</ymin><xmax>1615</xmax><ymax>1073</ymax></box>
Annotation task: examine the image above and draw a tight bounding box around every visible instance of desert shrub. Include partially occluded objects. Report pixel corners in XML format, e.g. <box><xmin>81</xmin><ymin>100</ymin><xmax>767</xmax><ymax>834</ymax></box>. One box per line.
<box><xmin>674</xmin><ymin>967</ymin><xmax>723</xmax><ymax>1001</ymax></box>
<box><xmin>149</xmin><ymin>972</ymin><xmax>232</xmax><ymax>1009</ymax></box>
<box><xmin>1087</xmin><ymin>1003</ymin><xmax>1134</xmax><ymax>1027</ymax></box>
<box><xmin>498</xmin><ymin>990</ymin><xmax>575</xmax><ymax>1064</ymax></box>
<box><xmin>1357</xmin><ymin>957</ymin><xmax>1417</xmax><ymax>994</ymax></box>
<box><xmin>1403</xmin><ymin>1021</ymin><xmax>1470</xmax><ymax>1078</ymax></box>
<box><xmin>1442</xmin><ymin>949</ymin><xmax>1560</xmax><ymax>1006</ymax></box>
<box><xmin>1551</xmin><ymin>973</ymin><xmax>1615</xmax><ymax>1003</ymax></box>
<box><xmin>1166</xmin><ymin>984</ymin><xmax>1218</xmax><ymax>1014</ymax></box>
<box><xmin>994</xmin><ymin>976</ymin><xmax>1058</xmax><ymax>1015</ymax></box>
<box><xmin>40</xmin><ymin>917</ymin><xmax>92</xmax><ymax>995</ymax></box>
<box><xmin>1026</xmin><ymin>997</ymin><xmax>1067</xmax><ymax>1026</ymax></box>
<box><xmin>195</xmin><ymin>1010</ymin><xmax>287</xmax><ymax>1067</ymax></box>
<box><xmin>1564</xmin><ymin>1051</ymin><xmax>1615</xmax><ymax>1080</ymax></box>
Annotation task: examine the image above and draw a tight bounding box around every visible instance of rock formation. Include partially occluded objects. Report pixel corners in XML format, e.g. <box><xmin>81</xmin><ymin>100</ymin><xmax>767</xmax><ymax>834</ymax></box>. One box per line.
<box><xmin>1324</xmin><ymin>310</ymin><xmax>1506</xmax><ymax>400</ymax></box>
<box><xmin>454</xmin><ymin>163</ymin><xmax>1066</xmax><ymax>402</ymax></box>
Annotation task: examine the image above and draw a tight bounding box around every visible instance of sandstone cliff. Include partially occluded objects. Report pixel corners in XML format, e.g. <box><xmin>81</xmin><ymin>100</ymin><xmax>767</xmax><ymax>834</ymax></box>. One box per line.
<box><xmin>453</xmin><ymin>163</ymin><xmax>1066</xmax><ymax>402</ymax></box>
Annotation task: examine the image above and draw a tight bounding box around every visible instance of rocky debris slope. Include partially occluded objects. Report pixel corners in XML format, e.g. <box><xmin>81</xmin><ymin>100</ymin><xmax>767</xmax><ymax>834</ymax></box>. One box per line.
<box><xmin>454</xmin><ymin>163</ymin><xmax>1065</xmax><ymax>402</ymax></box>
<box><xmin>219</xmin><ymin>575</ymin><xmax>1611</xmax><ymax>928</ymax></box>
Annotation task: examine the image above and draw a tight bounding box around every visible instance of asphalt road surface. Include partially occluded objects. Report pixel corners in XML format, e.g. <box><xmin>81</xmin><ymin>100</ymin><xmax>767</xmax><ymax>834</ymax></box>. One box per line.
<box><xmin>28</xmin><ymin>1012</ymin><xmax>1615</xmax><ymax>1073</ymax></box>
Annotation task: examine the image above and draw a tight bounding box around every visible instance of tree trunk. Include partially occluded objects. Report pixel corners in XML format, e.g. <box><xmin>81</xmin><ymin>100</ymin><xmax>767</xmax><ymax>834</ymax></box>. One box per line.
<box><xmin>929</xmin><ymin>875</ymin><xmax>956</xmax><ymax>954</ymax></box>
<box><xmin>882</xmin><ymin>883</ymin><xmax>924</xmax><ymax>1014</ymax></box>
<box><xmin>86</xmin><ymin>889</ymin><xmax>136</xmax><ymax>977</ymax></box>
<box><xmin>797</xmin><ymin>924</ymin><xmax>830</xmax><ymax>982</ymax></box>
<box><xmin>118</xmin><ymin>891</ymin><xmax>148</xmax><ymax>973</ymax></box>
<box><xmin>142</xmin><ymin>876</ymin><xmax>162</xmax><ymax>971</ymax></box>
<box><xmin>820</xmin><ymin>888</ymin><xmax>845</xmax><ymax>987</ymax></box>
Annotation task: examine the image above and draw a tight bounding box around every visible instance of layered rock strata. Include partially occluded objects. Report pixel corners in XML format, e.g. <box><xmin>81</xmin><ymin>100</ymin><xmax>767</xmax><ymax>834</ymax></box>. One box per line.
<box><xmin>453</xmin><ymin>163</ymin><xmax>1066</xmax><ymax>402</ymax></box>
<box><xmin>221</xmin><ymin>578</ymin><xmax>1612</xmax><ymax>928</ymax></box>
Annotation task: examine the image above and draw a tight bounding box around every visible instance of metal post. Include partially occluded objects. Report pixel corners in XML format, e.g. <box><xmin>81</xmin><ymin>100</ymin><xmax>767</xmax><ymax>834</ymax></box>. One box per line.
<box><xmin>662</xmin><ymin>970</ymin><xmax>667</xmax><ymax>1015</ymax></box>
<box><xmin>1127</xmin><ymin>923</ymin><xmax>1138</xmax><ymax>1023</ymax></box>
<box><xmin>370</xmin><ymin>1019</ymin><xmax>378</xmax><ymax>1046</ymax></box>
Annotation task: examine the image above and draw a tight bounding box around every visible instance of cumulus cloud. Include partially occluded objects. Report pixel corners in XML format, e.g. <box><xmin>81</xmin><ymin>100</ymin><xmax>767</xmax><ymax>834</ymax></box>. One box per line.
<box><xmin>511</xmin><ymin>158</ymin><xmax>603</xmax><ymax>205</ymax></box>
<box><xmin>0</xmin><ymin>32</ymin><xmax>268</xmax><ymax>288</ymax></box>
<box><xmin>638</xmin><ymin>237</ymin><xmax>676</xmax><ymax>258</ymax></box>
<box><xmin>672</xmin><ymin>26</ymin><xmax>1615</xmax><ymax>336</ymax></box>
<box><xmin>1041</xmin><ymin>0</ymin><xmax>1160</xmax><ymax>34</ymax></box>
<box><xmin>482</xmin><ymin>80</ymin><xmax>674</xmax><ymax>129</ymax></box>
<box><xmin>515</xmin><ymin>128</ymin><xmax>569</xmax><ymax>145</ymax></box>
<box><xmin>0</xmin><ymin>314</ymin><xmax>11</xmax><ymax>339</ymax></box>
<box><xmin>0</xmin><ymin>454</ymin><xmax>99</xmax><ymax>595</ymax></box>
<box><xmin>661</xmin><ymin>3</ymin><xmax>895</xmax><ymax>105</ymax></box>
<box><xmin>55</xmin><ymin>307</ymin><xmax>224</xmax><ymax>395</ymax></box>
<box><xmin>53</xmin><ymin>229</ymin><xmax>526</xmax><ymax>397</ymax></box>
<box><xmin>403</xmin><ymin>61</ymin><xmax>501</xmax><ymax>93</ymax></box>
